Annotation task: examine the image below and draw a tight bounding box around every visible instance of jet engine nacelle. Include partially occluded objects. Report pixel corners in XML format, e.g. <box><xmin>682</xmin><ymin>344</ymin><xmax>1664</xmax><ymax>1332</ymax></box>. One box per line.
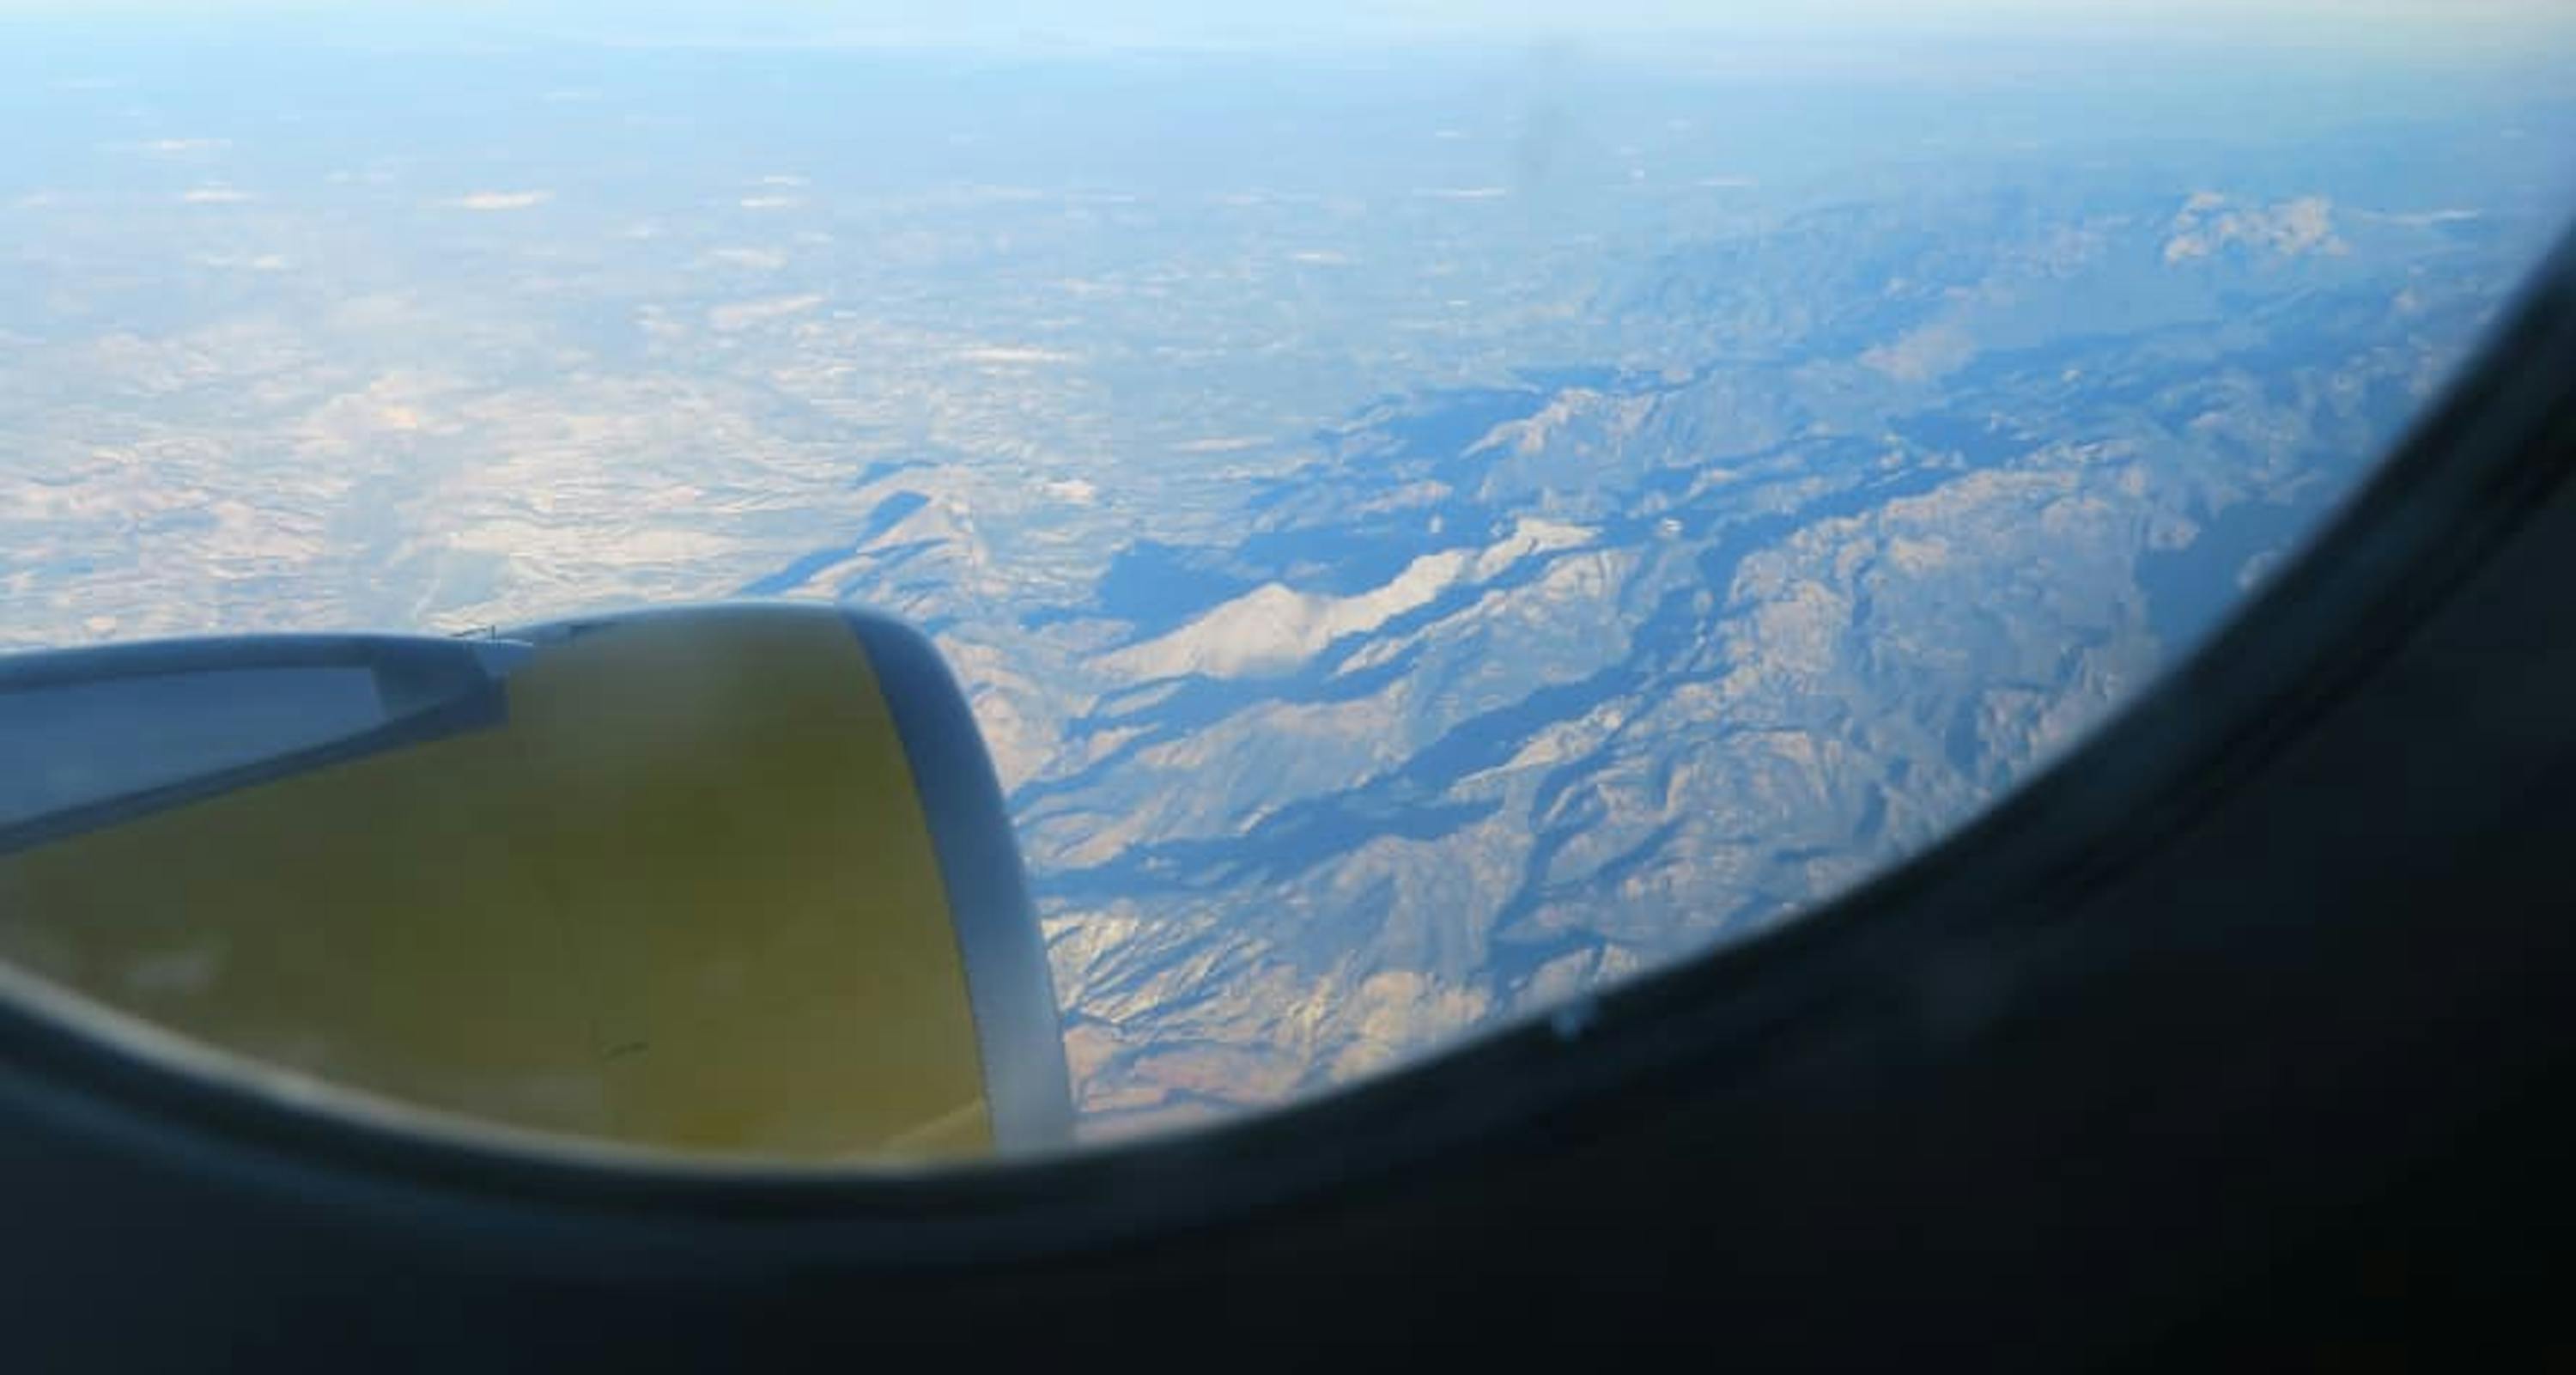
<box><xmin>0</xmin><ymin>602</ymin><xmax>1071</xmax><ymax>1163</ymax></box>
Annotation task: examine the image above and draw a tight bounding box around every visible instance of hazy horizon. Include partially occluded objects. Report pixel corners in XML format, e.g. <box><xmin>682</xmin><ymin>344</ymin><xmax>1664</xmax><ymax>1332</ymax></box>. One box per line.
<box><xmin>2</xmin><ymin>0</ymin><xmax>2572</xmax><ymax>64</ymax></box>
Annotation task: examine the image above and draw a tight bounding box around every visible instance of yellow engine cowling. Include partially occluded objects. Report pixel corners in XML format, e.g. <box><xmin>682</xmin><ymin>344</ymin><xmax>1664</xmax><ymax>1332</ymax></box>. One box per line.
<box><xmin>0</xmin><ymin>603</ymin><xmax>1071</xmax><ymax>1165</ymax></box>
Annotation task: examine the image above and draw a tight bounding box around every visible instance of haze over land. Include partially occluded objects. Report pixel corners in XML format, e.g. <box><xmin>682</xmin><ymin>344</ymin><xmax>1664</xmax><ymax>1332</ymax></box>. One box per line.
<box><xmin>3</xmin><ymin>17</ymin><xmax>2569</xmax><ymax>1134</ymax></box>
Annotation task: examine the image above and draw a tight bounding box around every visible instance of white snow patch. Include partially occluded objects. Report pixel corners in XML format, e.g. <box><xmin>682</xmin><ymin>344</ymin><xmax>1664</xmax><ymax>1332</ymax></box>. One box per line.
<box><xmin>957</xmin><ymin>345</ymin><xmax>1077</xmax><ymax>365</ymax></box>
<box><xmin>1109</xmin><ymin>518</ymin><xmax>1592</xmax><ymax>681</ymax></box>
<box><xmin>447</xmin><ymin>190</ymin><xmax>551</xmax><ymax>211</ymax></box>
<box><xmin>2164</xmin><ymin>192</ymin><xmax>2346</xmax><ymax>263</ymax></box>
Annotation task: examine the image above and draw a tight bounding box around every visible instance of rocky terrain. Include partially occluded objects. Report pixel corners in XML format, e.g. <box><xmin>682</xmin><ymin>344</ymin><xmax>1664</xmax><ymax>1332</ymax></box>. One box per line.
<box><xmin>2</xmin><ymin>28</ymin><xmax>2567</xmax><ymax>1136</ymax></box>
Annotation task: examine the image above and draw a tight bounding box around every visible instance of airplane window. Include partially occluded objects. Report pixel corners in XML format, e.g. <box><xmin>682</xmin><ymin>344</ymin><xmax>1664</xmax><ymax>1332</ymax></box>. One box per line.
<box><xmin>0</xmin><ymin>3</ymin><xmax>2570</xmax><ymax>1163</ymax></box>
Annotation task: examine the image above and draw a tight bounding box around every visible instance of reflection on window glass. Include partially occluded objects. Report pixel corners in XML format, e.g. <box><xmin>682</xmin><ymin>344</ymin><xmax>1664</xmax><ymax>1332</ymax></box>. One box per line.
<box><xmin>0</xmin><ymin>2</ymin><xmax>2571</xmax><ymax>1153</ymax></box>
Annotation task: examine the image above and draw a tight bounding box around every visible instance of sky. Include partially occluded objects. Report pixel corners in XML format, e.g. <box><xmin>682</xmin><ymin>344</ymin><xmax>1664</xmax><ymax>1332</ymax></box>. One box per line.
<box><xmin>2</xmin><ymin>0</ymin><xmax>2572</xmax><ymax>56</ymax></box>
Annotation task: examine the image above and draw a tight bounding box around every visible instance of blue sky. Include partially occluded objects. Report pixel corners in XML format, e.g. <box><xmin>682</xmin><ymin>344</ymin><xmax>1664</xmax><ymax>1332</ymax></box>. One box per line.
<box><xmin>3</xmin><ymin>1</ymin><xmax>2573</xmax><ymax>55</ymax></box>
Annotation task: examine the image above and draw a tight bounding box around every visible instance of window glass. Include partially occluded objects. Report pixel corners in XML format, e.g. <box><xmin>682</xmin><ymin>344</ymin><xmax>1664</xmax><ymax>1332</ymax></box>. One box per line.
<box><xmin>0</xmin><ymin>2</ymin><xmax>2570</xmax><ymax>1155</ymax></box>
